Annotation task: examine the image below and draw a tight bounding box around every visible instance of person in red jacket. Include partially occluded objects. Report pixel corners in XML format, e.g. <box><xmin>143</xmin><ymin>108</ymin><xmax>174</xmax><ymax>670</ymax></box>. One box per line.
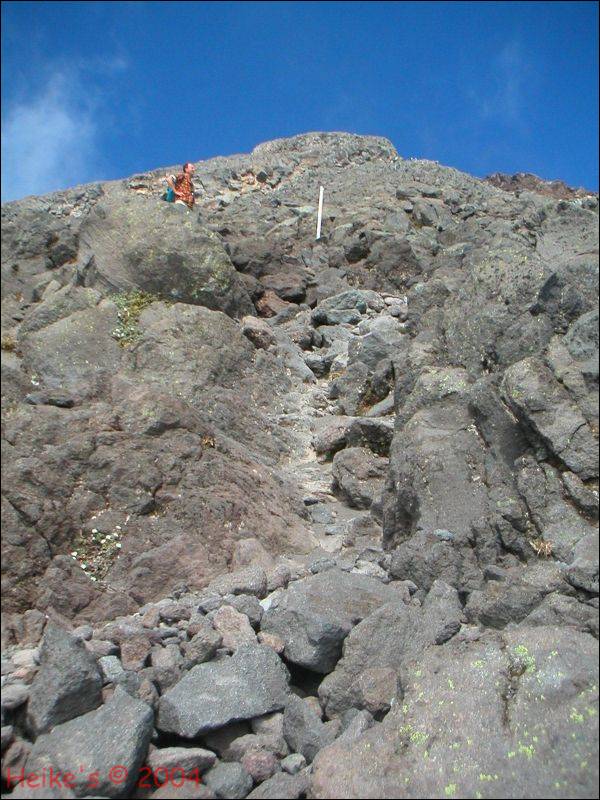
<box><xmin>166</xmin><ymin>162</ymin><xmax>196</xmax><ymax>209</ymax></box>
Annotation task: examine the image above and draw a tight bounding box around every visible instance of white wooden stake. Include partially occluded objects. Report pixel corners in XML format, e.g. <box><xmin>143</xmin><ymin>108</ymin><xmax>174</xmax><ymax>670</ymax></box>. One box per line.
<box><xmin>316</xmin><ymin>185</ymin><xmax>324</xmax><ymax>240</ymax></box>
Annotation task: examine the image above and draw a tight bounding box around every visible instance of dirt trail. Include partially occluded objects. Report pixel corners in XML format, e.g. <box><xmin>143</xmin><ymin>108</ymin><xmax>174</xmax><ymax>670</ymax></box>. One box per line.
<box><xmin>274</xmin><ymin>339</ymin><xmax>388</xmax><ymax>569</ymax></box>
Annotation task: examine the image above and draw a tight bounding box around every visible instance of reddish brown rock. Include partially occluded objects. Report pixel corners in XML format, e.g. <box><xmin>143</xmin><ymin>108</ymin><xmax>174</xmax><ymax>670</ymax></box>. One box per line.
<box><xmin>256</xmin><ymin>290</ymin><xmax>290</xmax><ymax>318</ymax></box>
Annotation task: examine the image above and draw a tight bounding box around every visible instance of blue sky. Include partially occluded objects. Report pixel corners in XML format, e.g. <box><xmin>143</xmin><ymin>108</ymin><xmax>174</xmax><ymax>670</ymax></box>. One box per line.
<box><xmin>2</xmin><ymin>1</ymin><xmax>598</xmax><ymax>201</ymax></box>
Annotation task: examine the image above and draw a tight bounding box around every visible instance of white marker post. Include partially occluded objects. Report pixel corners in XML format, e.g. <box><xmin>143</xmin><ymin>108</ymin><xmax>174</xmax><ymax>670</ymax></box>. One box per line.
<box><xmin>316</xmin><ymin>185</ymin><xmax>324</xmax><ymax>240</ymax></box>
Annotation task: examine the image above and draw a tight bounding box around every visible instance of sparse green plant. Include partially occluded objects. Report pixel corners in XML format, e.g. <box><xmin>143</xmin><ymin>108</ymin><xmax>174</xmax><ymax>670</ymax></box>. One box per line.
<box><xmin>111</xmin><ymin>290</ymin><xmax>161</xmax><ymax>346</ymax></box>
<box><xmin>510</xmin><ymin>644</ymin><xmax>537</xmax><ymax>676</ymax></box>
<box><xmin>1</xmin><ymin>333</ymin><xmax>16</xmax><ymax>352</ymax></box>
<box><xmin>70</xmin><ymin>523</ymin><xmax>124</xmax><ymax>580</ymax></box>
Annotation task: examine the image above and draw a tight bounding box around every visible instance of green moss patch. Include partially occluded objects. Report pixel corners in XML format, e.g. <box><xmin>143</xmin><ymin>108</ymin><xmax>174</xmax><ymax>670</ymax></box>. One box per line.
<box><xmin>111</xmin><ymin>290</ymin><xmax>161</xmax><ymax>346</ymax></box>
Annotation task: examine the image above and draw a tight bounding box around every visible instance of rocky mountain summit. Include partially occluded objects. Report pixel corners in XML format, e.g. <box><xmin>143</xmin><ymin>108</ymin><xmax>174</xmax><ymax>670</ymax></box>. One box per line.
<box><xmin>1</xmin><ymin>132</ymin><xmax>598</xmax><ymax>798</ymax></box>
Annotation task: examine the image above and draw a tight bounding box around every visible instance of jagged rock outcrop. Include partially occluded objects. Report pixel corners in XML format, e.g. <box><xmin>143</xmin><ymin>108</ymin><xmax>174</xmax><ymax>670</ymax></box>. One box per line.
<box><xmin>485</xmin><ymin>170</ymin><xmax>595</xmax><ymax>200</ymax></box>
<box><xmin>1</xmin><ymin>132</ymin><xmax>598</xmax><ymax>799</ymax></box>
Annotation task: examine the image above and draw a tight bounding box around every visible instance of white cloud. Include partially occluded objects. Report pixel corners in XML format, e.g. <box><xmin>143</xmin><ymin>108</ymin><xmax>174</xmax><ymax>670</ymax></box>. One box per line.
<box><xmin>467</xmin><ymin>39</ymin><xmax>533</xmax><ymax>133</ymax></box>
<box><xmin>1</xmin><ymin>56</ymin><xmax>126</xmax><ymax>202</ymax></box>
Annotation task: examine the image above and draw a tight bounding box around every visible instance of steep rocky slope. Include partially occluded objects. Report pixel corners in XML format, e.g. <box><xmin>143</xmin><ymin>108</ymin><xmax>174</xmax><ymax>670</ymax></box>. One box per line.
<box><xmin>1</xmin><ymin>133</ymin><xmax>598</xmax><ymax>798</ymax></box>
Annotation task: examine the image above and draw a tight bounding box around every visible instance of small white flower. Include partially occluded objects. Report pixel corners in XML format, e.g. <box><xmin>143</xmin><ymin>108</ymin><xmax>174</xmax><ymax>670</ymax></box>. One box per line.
<box><xmin>91</xmin><ymin>528</ymin><xmax>98</xmax><ymax>534</ymax></box>
<box><xmin>116</xmin><ymin>543</ymin><xmax>122</xmax><ymax>549</ymax></box>
<box><xmin>70</xmin><ymin>551</ymin><xmax>78</xmax><ymax>557</ymax></box>
<box><xmin>81</xmin><ymin>563</ymin><xmax>88</xmax><ymax>569</ymax></box>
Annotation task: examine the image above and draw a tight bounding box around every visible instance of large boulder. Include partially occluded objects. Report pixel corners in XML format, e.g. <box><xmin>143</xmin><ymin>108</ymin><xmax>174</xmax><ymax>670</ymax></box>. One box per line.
<box><xmin>310</xmin><ymin>627</ymin><xmax>599</xmax><ymax>799</ymax></box>
<box><xmin>19</xmin><ymin>300</ymin><xmax>122</xmax><ymax>398</ymax></box>
<box><xmin>311</xmin><ymin>290</ymin><xmax>368</xmax><ymax>326</ymax></box>
<box><xmin>383</xmin><ymin>399</ymin><xmax>490</xmax><ymax>550</ymax></box>
<box><xmin>260</xmin><ymin>570</ymin><xmax>402</xmax><ymax>673</ymax></box>
<box><xmin>17</xmin><ymin>285</ymin><xmax>102</xmax><ymax>340</ymax></box>
<box><xmin>347</xmin><ymin>316</ymin><xmax>405</xmax><ymax>371</ymax></box>
<box><xmin>157</xmin><ymin>645</ymin><xmax>290</xmax><ymax>737</ymax></box>
<box><xmin>1</xmin><ymin>299</ymin><xmax>315</xmax><ymax>618</ymax></box>
<box><xmin>27</xmin><ymin>623</ymin><xmax>103</xmax><ymax>735</ymax></box>
<box><xmin>79</xmin><ymin>188</ymin><xmax>253</xmax><ymax>317</ymax></box>
<box><xmin>388</xmin><ymin>530</ymin><xmax>483</xmax><ymax>594</ymax></box>
<box><xmin>313</xmin><ymin>417</ymin><xmax>394</xmax><ymax>459</ymax></box>
<box><xmin>331</xmin><ymin>447</ymin><xmax>387</xmax><ymax>509</ymax></box>
<box><xmin>25</xmin><ymin>688</ymin><xmax>153</xmax><ymax>799</ymax></box>
<box><xmin>207</xmin><ymin>567</ymin><xmax>268</xmax><ymax>599</ymax></box>
<box><xmin>319</xmin><ymin>581</ymin><xmax>462</xmax><ymax>719</ymax></box>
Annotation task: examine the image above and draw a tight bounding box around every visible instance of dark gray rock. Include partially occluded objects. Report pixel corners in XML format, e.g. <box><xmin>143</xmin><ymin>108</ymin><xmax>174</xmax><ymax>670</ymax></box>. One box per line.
<box><xmin>308</xmin><ymin>504</ymin><xmax>337</xmax><ymax>525</ymax></box>
<box><xmin>17</xmin><ymin>285</ymin><xmax>101</xmax><ymax>340</ymax></box>
<box><xmin>383</xmin><ymin>398</ymin><xmax>490</xmax><ymax>552</ymax></box>
<box><xmin>147</xmin><ymin>746</ymin><xmax>217</xmax><ymax>776</ymax></box>
<box><xmin>260</xmin><ymin>569</ymin><xmax>402</xmax><ymax>673</ymax></box>
<box><xmin>347</xmin><ymin>317</ymin><xmax>405</xmax><ymax>372</ymax></box>
<box><xmin>464</xmin><ymin>576</ymin><xmax>547</xmax><ymax>628</ymax></box>
<box><xmin>1</xmin><ymin>724</ymin><xmax>14</xmax><ymax>752</ymax></box>
<box><xmin>516</xmin><ymin>456</ymin><xmax>597</xmax><ymax>563</ymax></box>
<box><xmin>27</xmin><ymin>623</ymin><xmax>102</xmax><ymax>735</ymax></box>
<box><xmin>311</xmin><ymin>290</ymin><xmax>369</xmax><ymax>327</ymax></box>
<box><xmin>204</xmin><ymin>761</ymin><xmax>253</xmax><ymax>800</ymax></box>
<box><xmin>224</xmin><ymin>731</ymin><xmax>288</xmax><ymax>761</ymax></box>
<box><xmin>311</xmin><ymin>627</ymin><xmax>599</xmax><ymax>799</ymax></box>
<box><xmin>280</xmin><ymin>753</ymin><xmax>306</xmax><ymax>774</ymax></box>
<box><xmin>25</xmin><ymin>687</ymin><xmax>153</xmax><ymax>798</ymax></box>
<box><xmin>24</xmin><ymin>389</ymin><xmax>76</xmax><ymax>408</ymax></box>
<box><xmin>282</xmin><ymin>695</ymin><xmax>336</xmax><ymax>763</ymax></box>
<box><xmin>260</xmin><ymin>271</ymin><xmax>308</xmax><ymax>303</ymax></box>
<box><xmin>312</xmin><ymin>307</ymin><xmax>363</xmax><ymax>327</ymax></box>
<box><xmin>563</xmin><ymin>308</ymin><xmax>599</xmax><ymax>376</ymax></box>
<box><xmin>98</xmin><ymin>655</ymin><xmax>126</xmax><ymax>685</ymax></box>
<box><xmin>503</xmin><ymin>356</ymin><xmax>598</xmax><ymax>480</ymax></box>
<box><xmin>332</xmin><ymin>447</ymin><xmax>387</xmax><ymax>509</ymax></box>
<box><xmin>328</xmin><ymin>361</ymin><xmax>371</xmax><ymax>416</ymax></box>
<box><xmin>150</xmin><ymin>643</ymin><xmax>184</xmax><ymax>691</ymax></box>
<box><xmin>335</xmin><ymin>709</ymin><xmax>374</xmax><ymax>743</ymax></box>
<box><xmin>523</xmin><ymin>592</ymin><xmax>599</xmax><ymax>637</ymax></box>
<box><xmin>562</xmin><ymin>471</ymin><xmax>599</xmax><ymax>519</ymax></box>
<box><xmin>566</xmin><ymin>533</ymin><xmax>599</xmax><ymax>595</ymax></box>
<box><xmin>319</xmin><ymin>580</ymin><xmax>462</xmax><ymax>718</ymax></box>
<box><xmin>412</xmin><ymin>199</ymin><xmax>452</xmax><ymax>229</ymax></box>
<box><xmin>222</xmin><ymin>594</ymin><xmax>264</xmax><ymax>629</ymax></box>
<box><xmin>207</xmin><ymin>567</ymin><xmax>268</xmax><ymax>599</ymax></box>
<box><xmin>1</xmin><ymin>684</ymin><xmax>29</xmax><ymax>714</ymax></box>
<box><xmin>389</xmin><ymin>530</ymin><xmax>483</xmax><ymax>594</ymax></box>
<box><xmin>79</xmin><ymin>188</ymin><xmax>253</xmax><ymax>317</ymax></box>
<box><xmin>246</xmin><ymin>769</ymin><xmax>310</xmax><ymax>799</ymax></box>
<box><xmin>157</xmin><ymin>645</ymin><xmax>290</xmax><ymax>737</ymax></box>
<box><xmin>20</xmin><ymin>300</ymin><xmax>122</xmax><ymax>398</ymax></box>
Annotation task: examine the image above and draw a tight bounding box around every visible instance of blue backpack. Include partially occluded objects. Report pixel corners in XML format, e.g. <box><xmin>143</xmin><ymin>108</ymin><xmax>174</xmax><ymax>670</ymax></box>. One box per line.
<box><xmin>164</xmin><ymin>187</ymin><xmax>175</xmax><ymax>203</ymax></box>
